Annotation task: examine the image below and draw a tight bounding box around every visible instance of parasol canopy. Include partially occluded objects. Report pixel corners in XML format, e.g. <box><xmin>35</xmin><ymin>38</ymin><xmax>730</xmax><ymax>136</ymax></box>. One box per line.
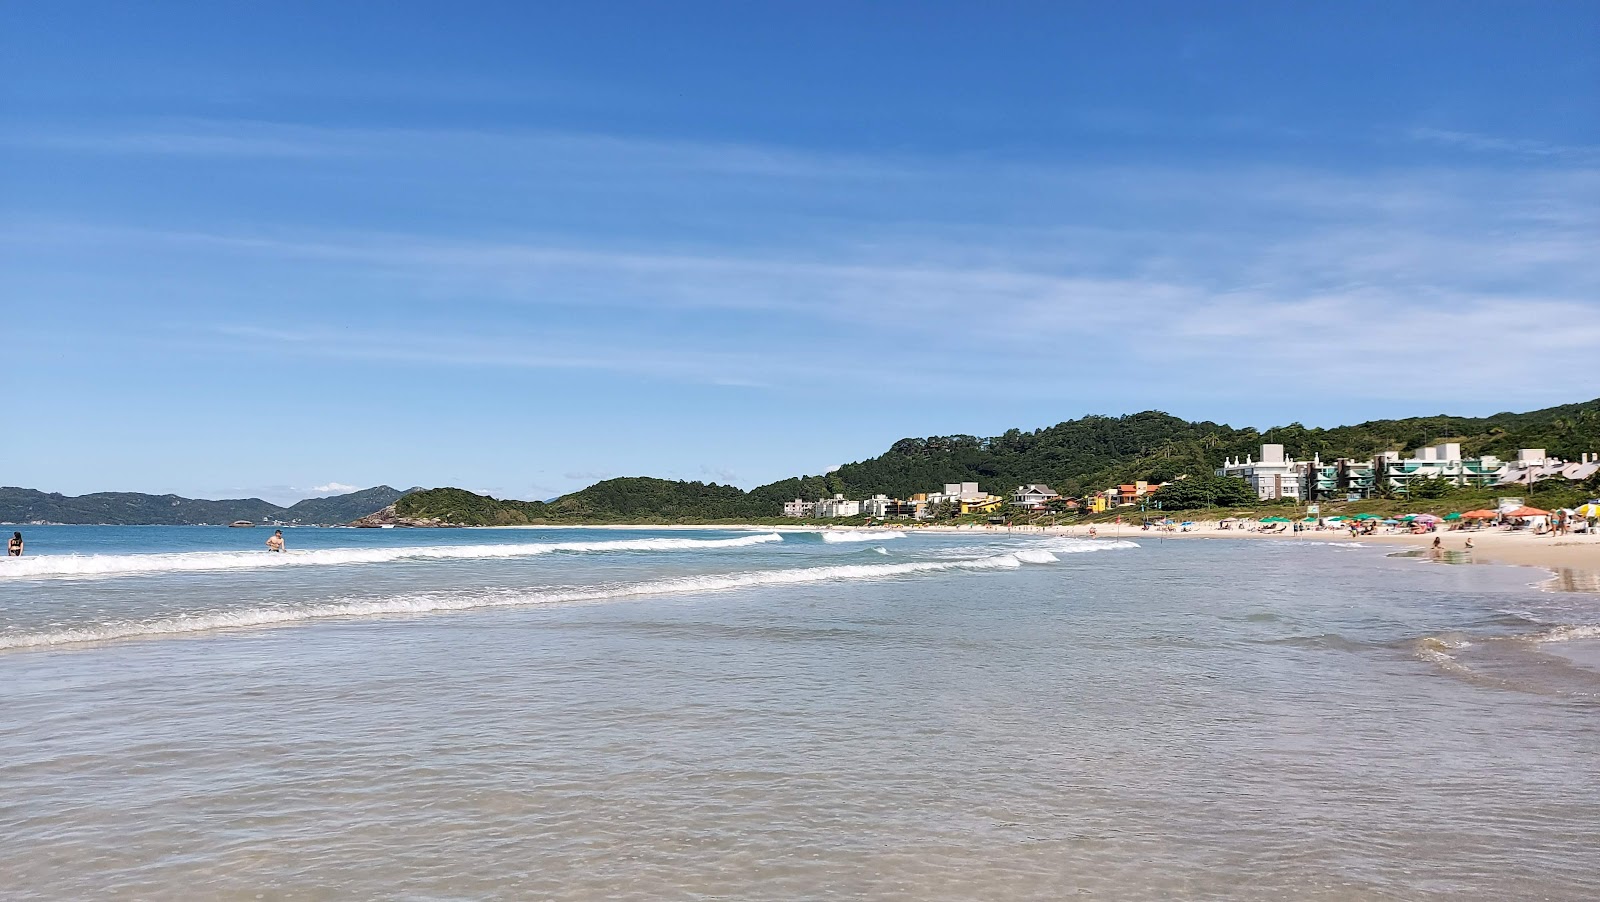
<box><xmin>1461</xmin><ymin>509</ymin><xmax>1498</xmax><ymax>519</ymax></box>
<box><xmin>1577</xmin><ymin>503</ymin><xmax>1600</xmax><ymax>518</ymax></box>
<box><xmin>1443</xmin><ymin>512</ymin><xmax>1462</xmax><ymax>521</ymax></box>
<box><xmin>1506</xmin><ymin>506</ymin><xmax>1550</xmax><ymax>518</ymax></box>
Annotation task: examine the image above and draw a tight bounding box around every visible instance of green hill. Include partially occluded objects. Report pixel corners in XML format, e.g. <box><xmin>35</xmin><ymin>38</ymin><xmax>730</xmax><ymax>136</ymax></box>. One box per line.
<box><xmin>393</xmin><ymin>397</ymin><xmax>1600</xmax><ymax>524</ymax></box>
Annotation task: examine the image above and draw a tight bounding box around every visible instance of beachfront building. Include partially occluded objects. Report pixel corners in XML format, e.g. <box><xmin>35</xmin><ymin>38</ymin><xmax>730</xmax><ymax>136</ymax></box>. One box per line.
<box><xmin>1297</xmin><ymin>446</ymin><xmax>1598</xmax><ymax>500</ymax></box>
<box><xmin>1010</xmin><ymin>484</ymin><xmax>1059</xmax><ymax>509</ymax></box>
<box><xmin>1217</xmin><ymin>444</ymin><xmax>1304</xmax><ymax>501</ymax></box>
<box><xmin>1496</xmin><ymin>449</ymin><xmax>1600</xmax><ymax>486</ymax></box>
<box><xmin>1113</xmin><ymin>481</ymin><xmax>1162</xmax><ymax>506</ymax></box>
<box><xmin>861</xmin><ymin>494</ymin><xmax>923</xmax><ymax>519</ymax></box>
<box><xmin>813</xmin><ymin>494</ymin><xmax>861</xmax><ymax>518</ymax></box>
<box><xmin>782</xmin><ymin>499</ymin><xmax>816</xmax><ymax>518</ymax></box>
<box><xmin>959</xmin><ymin>495</ymin><xmax>1005</xmax><ymax>515</ymax></box>
<box><xmin>1377</xmin><ymin>443</ymin><xmax>1507</xmax><ymax>494</ymax></box>
<box><xmin>860</xmin><ymin>494</ymin><xmax>895</xmax><ymax>518</ymax></box>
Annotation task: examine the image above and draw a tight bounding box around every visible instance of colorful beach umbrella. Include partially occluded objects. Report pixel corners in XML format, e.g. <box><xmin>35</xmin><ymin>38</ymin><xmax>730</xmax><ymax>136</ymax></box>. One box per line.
<box><xmin>1443</xmin><ymin>512</ymin><xmax>1462</xmax><ymax>521</ymax></box>
<box><xmin>1506</xmin><ymin>506</ymin><xmax>1550</xmax><ymax>518</ymax></box>
<box><xmin>1461</xmin><ymin>509</ymin><xmax>1498</xmax><ymax>519</ymax></box>
<box><xmin>1576</xmin><ymin>503</ymin><xmax>1600</xmax><ymax>518</ymax></box>
<box><xmin>1353</xmin><ymin>513</ymin><xmax>1380</xmax><ymax>520</ymax></box>
<box><xmin>1261</xmin><ymin>516</ymin><xmax>1290</xmax><ymax>523</ymax></box>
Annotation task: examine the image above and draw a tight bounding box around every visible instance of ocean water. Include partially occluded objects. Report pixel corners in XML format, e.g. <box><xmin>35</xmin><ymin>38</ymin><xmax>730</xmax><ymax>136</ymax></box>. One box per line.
<box><xmin>2</xmin><ymin>525</ymin><xmax>1599</xmax><ymax>900</ymax></box>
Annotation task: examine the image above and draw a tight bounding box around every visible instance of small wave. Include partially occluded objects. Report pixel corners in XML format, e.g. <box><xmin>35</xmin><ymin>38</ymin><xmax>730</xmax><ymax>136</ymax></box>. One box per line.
<box><xmin>1525</xmin><ymin>625</ymin><xmax>1600</xmax><ymax>643</ymax></box>
<box><xmin>0</xmin><ymin>533</ymin><xmax>784</xmax><ymax>580</ymax></box>
<box><xmin>0</xmin><ymin>551</ymin><xmax>1054</xmax><ymax>650</ymax></box>
<box><xmin>821</xmin><ymin>531</ymin><xmax>905</xmax><ymax>543</ymax></box>
<box><xmin>871</xmin><ymin>546</ymin><xmax>889</xmax><ymax>555</ymax></box>
<box><xmin>1037</xmin><ymin>539</ymin><xmax>1139</xmax><ymax>553</ymax></box>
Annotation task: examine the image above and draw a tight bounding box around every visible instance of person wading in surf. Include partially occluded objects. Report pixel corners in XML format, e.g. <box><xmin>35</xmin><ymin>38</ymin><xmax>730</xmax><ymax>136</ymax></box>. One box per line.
<box><xmin>266</xmin><ymin>530</ymin><xmax>285</xmax><ymax>553</ymax></box>
<box><xmin>7</xmin><ymin>532</ymin><xmax>21</xmax><ymax>556</ymax></box>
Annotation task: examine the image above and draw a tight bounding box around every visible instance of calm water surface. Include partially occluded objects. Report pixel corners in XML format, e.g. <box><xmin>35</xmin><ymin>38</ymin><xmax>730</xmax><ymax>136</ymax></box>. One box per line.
<box><xmin>2</xmin><ymin>526</ymin><xmax>1598</xmax><ymax>899</ymax></box>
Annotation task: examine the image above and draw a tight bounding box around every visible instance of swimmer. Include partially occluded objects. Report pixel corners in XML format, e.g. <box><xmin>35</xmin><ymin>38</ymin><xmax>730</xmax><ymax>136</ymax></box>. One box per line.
<box><xmin>266</xmin><ymin>529</ymin><xmax>285</xmax><ymax>553</ymax></box>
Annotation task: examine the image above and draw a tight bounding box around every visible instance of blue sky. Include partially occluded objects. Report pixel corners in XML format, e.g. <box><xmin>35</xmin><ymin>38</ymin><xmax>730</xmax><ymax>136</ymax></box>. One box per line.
<box><xmin>3</xmin><ymin>2</ymin><xmax>1597</xmax><ymax>504</ymax></box>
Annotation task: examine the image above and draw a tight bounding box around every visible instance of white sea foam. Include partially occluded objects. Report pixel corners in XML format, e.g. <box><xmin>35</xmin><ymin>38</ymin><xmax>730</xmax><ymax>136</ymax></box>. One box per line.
<box><xmin>1527</xmin><ymin>624</ymin><xmax>1600</xmax><ymax>643</ymax></box>
<box><xmin>0</xmin><ymin>551</ymin><xmax>1055</xmax><ymax>650</ymax></box>
<box><xmin>0</xmin><ymin>533</ymin><xmax>784</xmax><ymax>580</ymax></box>
<box><xmin>1037</xmin><ymin>538</ymin><xmax>1139</xmax><ymax>554</ymax></box>
<box><xmin>820</xmin><ymin>531</ymin><xmax>905</xmax><ymax>543</ymax></box>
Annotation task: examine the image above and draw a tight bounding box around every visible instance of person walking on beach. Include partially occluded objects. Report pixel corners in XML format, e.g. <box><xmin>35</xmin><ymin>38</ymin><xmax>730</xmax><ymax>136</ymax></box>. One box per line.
<box><xmin>266</xmin><ymin>530</ymin><xmax>285</xmax><ymax>553</ymax></box>
<box><xmin>7</xmin><ymin>532</ymin><xmax>21</xmax><ymax>556</ymax></box>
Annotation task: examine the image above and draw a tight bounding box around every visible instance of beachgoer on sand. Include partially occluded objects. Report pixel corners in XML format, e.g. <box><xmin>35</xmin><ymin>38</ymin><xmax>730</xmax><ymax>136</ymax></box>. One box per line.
<box><xmin>266</xmin><ymin>530</ymin><xmax>285</xmax><ymax>553</ymax></box>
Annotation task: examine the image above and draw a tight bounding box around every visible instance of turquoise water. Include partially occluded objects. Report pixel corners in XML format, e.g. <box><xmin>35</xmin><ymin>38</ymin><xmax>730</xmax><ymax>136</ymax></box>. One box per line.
<box><xmin>2</xmin><ymin>527</ymin><xmax>1598</xmax><ymax>898</ymax></box>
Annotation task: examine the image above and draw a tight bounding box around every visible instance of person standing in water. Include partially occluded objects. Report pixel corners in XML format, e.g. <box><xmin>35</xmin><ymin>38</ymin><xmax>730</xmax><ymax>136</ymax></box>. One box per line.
<box><xmin>266</xmin><ymin>530</ymin><xmax>285</xmax><ymax>553</ymax></box>
<box><xmin>7</xmin><ymin>532</ymin><xmax>21</xmax><ymax>556</ymax></box>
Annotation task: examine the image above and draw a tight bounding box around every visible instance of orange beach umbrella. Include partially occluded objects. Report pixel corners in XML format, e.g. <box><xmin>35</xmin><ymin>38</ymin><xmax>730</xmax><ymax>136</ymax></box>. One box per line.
<box><xmin>1460</xmin><ymin>510</ymin><xmax>1498</xmax><ymax>519</ymax></box>
<box><xmin>1505</xmin><ymin>506</ymin><xmax>1550</xmax><ymax>518</ymax></box>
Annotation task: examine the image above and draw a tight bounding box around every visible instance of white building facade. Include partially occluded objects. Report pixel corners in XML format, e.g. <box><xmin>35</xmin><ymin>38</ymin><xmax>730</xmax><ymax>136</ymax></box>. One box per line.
<box><xmin>1217</xmin><ymin>444</ymin><xmax>1304</xmax><ymax>501</ymax></box>
<box><xmin>813</xmin><ymin>494</ymin><xmax>861</xmax><ymax>518</ymax></box>
<box><xmin>782</xmin><ymin>499</ymin><xmax>816</xmax><ymax>518</ymax></box>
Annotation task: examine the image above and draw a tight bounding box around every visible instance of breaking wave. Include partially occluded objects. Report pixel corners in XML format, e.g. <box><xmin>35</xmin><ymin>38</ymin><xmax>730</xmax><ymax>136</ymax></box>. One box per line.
<box><xmin>0</xmin><ymin>551</ymin><xmax>1056</xmax><ymax>650</ymax></box>
<box><xmin>820</xmin><ymin>531</ymin><xmax>905</xmax><ymax>543</ymax></box>
<box><xmin>1038</xmin><ymin>538</ymin><xmax>1140</xmax><ymax>554</ymax></box>
<box><xmin>0</xmin><ymin>533</ymin><xmax>784</xmax><ymax>580</ymax></box>
<box><xmin>1524</xmin><ymin>624</ymin><xmax>1600</xmax><ymax>643</ymax></box>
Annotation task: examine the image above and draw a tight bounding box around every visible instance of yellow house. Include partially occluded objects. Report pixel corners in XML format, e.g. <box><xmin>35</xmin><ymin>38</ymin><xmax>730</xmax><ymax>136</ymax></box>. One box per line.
<box><xmin>959</xmin><ymin>496</ymin><xmax>1005</xmax><ymax>515</ymax></box>
<box><xmin>1088</xmin><ymin>494</ymin><xmax>1109</xmax><ymax>513</ymax></box>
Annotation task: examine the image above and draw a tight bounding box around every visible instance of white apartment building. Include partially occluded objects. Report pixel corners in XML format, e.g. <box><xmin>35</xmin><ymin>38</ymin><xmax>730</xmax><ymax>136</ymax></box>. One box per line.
<box><xmin>813</xmin><ymin>494</ymin><xmax>861</xmax><ymax>518</ymax></box>
<box><xmin>1217</xmin><ymin>444</ymin><xmax>1304</xmax><ymax>500</ymax></box>
<box><xmin>782</xmin><ymin>499</ymin><xmax>816</xmax><ymax>518</ymax></box>
<box><xmin>860</xmin><ymin>494</ymin><xmax>895</xmax><ymax>518</ymax></box>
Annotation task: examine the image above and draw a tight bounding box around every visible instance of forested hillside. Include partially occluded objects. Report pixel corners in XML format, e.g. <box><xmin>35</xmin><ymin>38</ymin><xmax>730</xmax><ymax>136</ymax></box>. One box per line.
<box><xmin>393</xmin><ymin>398</ymin><xmax>1600</xmax><ymax>524</ymax></box>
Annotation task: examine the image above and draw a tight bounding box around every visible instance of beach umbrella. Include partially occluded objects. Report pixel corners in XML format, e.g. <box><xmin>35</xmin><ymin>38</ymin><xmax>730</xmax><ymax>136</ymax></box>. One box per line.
<box><xmin>1443</xmin><ymin>512</ymin><xmax>1462</xmax><ymax>521</ymax></box>
<box><xmin>1506</xmin><ymin>506</ymin><xmax>1550</xmax><ymax>518</ymax></box>
<box><xmin>1261</xmin><ymin>516</ymin><xmax>1290</xmax><ymax>523</ymax></box>
<box><xmin>1353</xmin><ymin>513</ymin><xmax>1380</xmax><ymax>520</ymax></box>
<box><xmin>1326</xmin><ymin>515</ymin><xmax>1347</xmax><ymax>521</ymax></box>
<box><xmin>1398</xmin><ymin>514</ymin><xmax>1416</xmax><ymax>520</ymax></box>
<box><xmin>1381</xmin><ymin>518</ymin><xmax>1399</xmax><ymax>525</ymax></box>
<box><xmin>1461</xmin><ymin>509</ymin><xmax>1498</xmax><ymax>519</ymax></box>
<box><xmin>1577</xmin><ymin>503</ymin><xmax>1600</xmax><ymax>518</ymax></box>
<box><xmin>1411</xmin><ymin>513</ymin><xmax>1441</xmax><ymax>523</ymax></box>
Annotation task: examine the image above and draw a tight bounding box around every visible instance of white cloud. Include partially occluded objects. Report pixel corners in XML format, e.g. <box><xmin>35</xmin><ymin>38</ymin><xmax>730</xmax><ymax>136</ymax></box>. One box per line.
<box><xmin>310</xmin><ymin>482</ymin><xmax>359</xmax><ymax>495</ymax></box>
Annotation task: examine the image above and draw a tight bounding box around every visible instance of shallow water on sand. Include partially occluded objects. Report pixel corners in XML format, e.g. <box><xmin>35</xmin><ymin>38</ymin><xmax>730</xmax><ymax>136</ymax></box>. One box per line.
<box><xmin>2</xmin><ymin>527</ymin><xmax>1598</xmax><ymax>899</ymax></box>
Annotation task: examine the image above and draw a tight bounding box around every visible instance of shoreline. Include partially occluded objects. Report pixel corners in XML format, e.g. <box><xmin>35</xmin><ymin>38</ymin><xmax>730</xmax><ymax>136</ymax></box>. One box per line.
<box><xmin>495</xmin><ymin>520</ymin><xmax>1599</xmax><ymax>590</ymax></box>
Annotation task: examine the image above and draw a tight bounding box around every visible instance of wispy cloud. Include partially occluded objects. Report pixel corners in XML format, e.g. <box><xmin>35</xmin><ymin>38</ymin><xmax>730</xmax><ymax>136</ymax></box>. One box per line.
<box><xmin>0</xmin><ymin>118</ymin><xmax>916</xmax><ymax>179</ymax></box>
<box><xmin>1406</xmin><ymin>127</ymin><xmax>1599</xmax><ymax>162</ymax></box>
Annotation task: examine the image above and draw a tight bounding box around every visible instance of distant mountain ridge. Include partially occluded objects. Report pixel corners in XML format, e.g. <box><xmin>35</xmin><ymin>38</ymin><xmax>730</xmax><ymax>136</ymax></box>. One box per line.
<box><xmin>0</xmin><ymin>485</ymin><xmax>418</xmax><ymax>526</ymax></box>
